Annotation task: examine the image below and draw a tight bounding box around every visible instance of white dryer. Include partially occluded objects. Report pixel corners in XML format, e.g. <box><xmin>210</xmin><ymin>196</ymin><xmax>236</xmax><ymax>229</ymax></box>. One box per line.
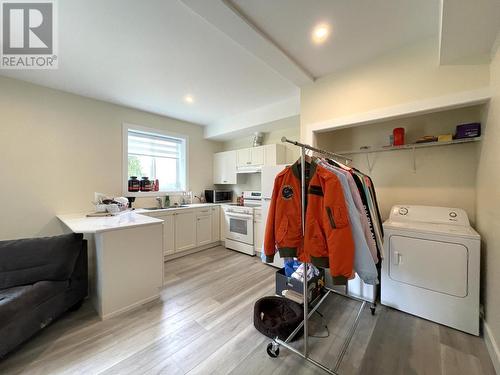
<box><xmin>381</xmin><ymin>205</ymin><xmax>480</xmax><ymax>335</ymax></box>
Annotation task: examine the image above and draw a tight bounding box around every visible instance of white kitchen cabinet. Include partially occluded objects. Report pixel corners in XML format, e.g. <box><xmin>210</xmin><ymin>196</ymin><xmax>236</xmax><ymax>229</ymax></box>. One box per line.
<box><xmin>138</xmin><ymin>211</ymin><xmax>174</xmax><ymax>256</ymax></box>
<box><xmin>263</xmin><ymin>144</ymin><xmax>287</xmax><ymax>166</ymax></box>
<box><xmin>235</xmin><ymin>144</ymin><xmax>287</xmax><ymax>170</ymax></box>
<box><xmin>175</xmin><ymin>211</ymin><xmax>196</xmax><ymax>252</ymax></box>
<box><xmin>220</xmin><ymin>205</ymin><xmax>228</xmax><ymax>245</ymax></box>
<box><xmin>252</xmin><ymin>147</ymin><xmax>264</xmax><ymax>165</ymax></box>
<box><xmin>237</xmin><ymin>146</ymin><xmax>264</xmax><ymax>167</ymax></box>
<box><xmin>211</xmin><ymin>206</ymin><xmax>220</xmax><ymax>242</ymax></box>
<box><xmin>161</xmin><ymin>213</ymin><xmax>175</xmax><ymax>256</ymax></box>
<box><xmin>213</xmin><ymin>150</ymin><xmax>237</xmax><ymax>184</ymax></box>
<box><xmin>254</xmin><ymin>208</ymin><xmax>264</xmax><ymax>253</ymax></box>
<box><xmin>237</xmin><ymin>148</ymin><xmax>252</xmax><ymax>166</ymax></box>
<box><xmin>196</xmin><ymin>210</ymin><xmax>212</xmax><ymax>247</ymax></box>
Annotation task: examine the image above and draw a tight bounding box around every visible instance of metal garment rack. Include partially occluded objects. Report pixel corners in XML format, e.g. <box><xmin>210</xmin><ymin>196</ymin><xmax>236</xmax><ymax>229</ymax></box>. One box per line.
<box><xmin>265</xmin><ymin>137</ymin><xmax>375</xmax><ymax>375</ymax></box>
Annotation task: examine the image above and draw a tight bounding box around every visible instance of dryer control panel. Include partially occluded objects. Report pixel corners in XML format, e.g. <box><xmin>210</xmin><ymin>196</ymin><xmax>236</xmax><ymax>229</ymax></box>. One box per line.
<box><xmin>389</xmin><ymin>205</ymin><xmax>470</xmax><ymax>226</ymax></box>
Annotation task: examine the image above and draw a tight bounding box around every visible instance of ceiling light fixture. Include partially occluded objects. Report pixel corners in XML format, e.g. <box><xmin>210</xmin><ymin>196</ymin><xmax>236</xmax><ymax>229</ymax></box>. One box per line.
<box><xmin>312</xmin><ymin>23</ymin><xmax>330</xmax><ymax>44</ymax></box>
<box><xmin>184</xmin><ymin>95</ymin><xmax>194</xmax><ymax>104</ymax></box>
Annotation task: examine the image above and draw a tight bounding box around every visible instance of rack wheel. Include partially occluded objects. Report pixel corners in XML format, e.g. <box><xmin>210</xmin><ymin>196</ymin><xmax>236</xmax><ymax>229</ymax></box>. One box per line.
<box><xmin>370</xmin><ymin>305</ymin><xmax>376</xmax><ymax>315</ymax></box>
<box><xmin>267</xmin><ymin>343</ymin><xmax>280</xmax><ymax>358</ymax></box>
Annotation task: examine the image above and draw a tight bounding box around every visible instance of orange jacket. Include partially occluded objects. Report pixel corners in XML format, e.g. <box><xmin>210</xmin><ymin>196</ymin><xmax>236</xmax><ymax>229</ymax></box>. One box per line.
<box><xmin>263</xmin><ymin>160</ymin><xmax>355</xmax><ymax>279</ymax></box>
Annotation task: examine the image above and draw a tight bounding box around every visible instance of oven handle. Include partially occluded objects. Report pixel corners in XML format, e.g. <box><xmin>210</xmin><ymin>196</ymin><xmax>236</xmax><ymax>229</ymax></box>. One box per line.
<box><xmin>226</xmin><ymin>212</ymin><xmax>253</xmax><ymax>220</ymax></box>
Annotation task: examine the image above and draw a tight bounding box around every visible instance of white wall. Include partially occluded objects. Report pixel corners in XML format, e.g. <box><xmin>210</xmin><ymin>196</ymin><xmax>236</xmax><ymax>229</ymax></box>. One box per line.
<box><xmin>476</xmin><ymin>43</ymin><xmax>500</xmax><ymax>371</ymax></box>
<box><xmin>316</xmin><ymin>106</ymin><xmax>482</xmax><ymax>223</ymax></box>
<box><xmin>0</xmin><ymin>76</ymin><xmax>222</xmax><ymax>240</ymax></box>
<box><xmin>301</xmin><ymin>39</ymin><xmax>490</xmax><ymax>144</ymax></box>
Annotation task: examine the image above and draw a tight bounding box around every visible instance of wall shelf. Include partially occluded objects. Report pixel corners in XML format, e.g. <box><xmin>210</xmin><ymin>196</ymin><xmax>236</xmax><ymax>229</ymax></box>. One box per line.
<box><xmin>337</xmin><ymin>136</ymin><xmax>482</xmax><ymax>156</ymax></box>
<box><xmin>337</xmin><ymin>136</ymin><xmax>482</xmax><ymax>172</ymax></box>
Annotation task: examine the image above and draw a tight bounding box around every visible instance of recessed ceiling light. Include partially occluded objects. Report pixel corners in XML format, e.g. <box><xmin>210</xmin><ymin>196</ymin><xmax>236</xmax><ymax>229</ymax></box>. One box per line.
<box><xmin>184</xmin><ymin>95</ymin><xmax>194</xmax><ymax>103</ymax></box>
<box><xmin>312</xmin><ymin>23</ymin><xmax>330</xmax><ymax>44</ymax></box>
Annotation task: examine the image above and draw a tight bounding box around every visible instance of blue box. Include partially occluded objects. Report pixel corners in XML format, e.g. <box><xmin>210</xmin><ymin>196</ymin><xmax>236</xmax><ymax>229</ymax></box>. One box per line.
<box><xmin>455</xmin><ymin>123</ymin><xmax>481</xmax><ymax>139</ymax></box>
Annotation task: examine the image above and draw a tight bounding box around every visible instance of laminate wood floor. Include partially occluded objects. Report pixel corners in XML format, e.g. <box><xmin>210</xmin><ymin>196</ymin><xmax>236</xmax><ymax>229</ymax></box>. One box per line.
<box><xmin>0</xmin><ymin>246</ymin><xmax>495</xmax><ymax>375</ymax></box>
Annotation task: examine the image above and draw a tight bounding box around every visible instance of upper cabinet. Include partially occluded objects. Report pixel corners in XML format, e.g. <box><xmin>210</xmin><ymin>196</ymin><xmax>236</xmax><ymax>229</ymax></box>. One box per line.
<box><xmin>213</xmin><ymin>150</ymin><xmax>237</xmax><ymax>184</ymax></box>
<box><xmin>236</xmin><ymin>144</ymin><xmax>287</xmax><ymax>170</ymax></box>
<box><xmin>262</xmin><ymin>144</ymin><xmax>286</xmax><ymax>166</ymax></box>
<box><xmin>237</xmin><ymin>147</ymin><xmax>264</xmax><ymax>167</ymax></box>
<box><xmin>214</xmin><ymin>144</ymin><xmax>286</xmax><ymax>184</ymax></box>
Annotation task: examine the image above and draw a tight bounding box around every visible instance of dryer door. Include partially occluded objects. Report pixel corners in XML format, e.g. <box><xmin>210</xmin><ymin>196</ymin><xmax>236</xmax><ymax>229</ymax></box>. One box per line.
<box><xmin>389</xmin><ymin>235</ymin><xmax>468</xmax><ymax>297</ymax></box>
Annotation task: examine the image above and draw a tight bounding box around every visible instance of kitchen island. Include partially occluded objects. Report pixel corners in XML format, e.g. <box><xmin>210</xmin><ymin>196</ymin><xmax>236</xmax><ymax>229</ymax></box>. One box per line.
<box><xmin>58</xmin><ymin>211</ymin><xmax>164</xmax><ymax>320</ymax></box>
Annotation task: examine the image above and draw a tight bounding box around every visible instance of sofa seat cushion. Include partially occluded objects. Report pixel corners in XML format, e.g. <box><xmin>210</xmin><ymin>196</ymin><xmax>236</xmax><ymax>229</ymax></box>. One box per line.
<box><xmin>0</xmin><ymin>280</ymin><xmax>69</xmax><ymax>329</ymax></box>
<box><xmin>0</xmin><ymin>233</ymin><xmax>83</xmax><ymax>290</ymax></box>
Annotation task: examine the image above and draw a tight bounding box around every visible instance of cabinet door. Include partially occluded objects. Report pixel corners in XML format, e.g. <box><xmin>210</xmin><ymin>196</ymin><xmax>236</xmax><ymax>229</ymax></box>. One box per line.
<box><xmin>237</xmin><ymin>148</ymin><xmax>252</xmax><ymax>167</ymax></box>
<box><xmin>160</xmin><ymin>213</ymin><xmax>175</xmax><ymax>256</ymax></box>
<box><xmin>196</xmin><ymin>215</ymin><xmax>212</xmax><ymax>246</ymax></box>
<box><xmin>174</xmin><ymin>211</ymin><xmax>196</xmax><ymax>252</ymax></box>
<box><xmin>213</xmin><ymin>152</ymin><xmax>224</xmax><ymax>184</ymax></box>
<box><xmin>220</xmin><ymin>206</ymin><xmax>227</xmax><ymax>245</ymax></box>
<box><xmin>254</xmin><ymin>211</ymin><xmax>264</xmax><ymax>253</ymax></box>
<box><xmin>214</xmin><ymin>151</ymin><xmax>237</xmax><ymax>184</ymax></box>
<box><xmin>223</xmin><ymin>151</ymin><xmax>237</xmax><ymax>184</ymax></box>
<box><xmin>251</xmin><ymin>146</ymin><xmax>264</xmax><ymax>165</ymax></box>
<box><xmin>211</xmin><ymin>206</ymin><xmax>220</xmax><ymax>242</ymax></box>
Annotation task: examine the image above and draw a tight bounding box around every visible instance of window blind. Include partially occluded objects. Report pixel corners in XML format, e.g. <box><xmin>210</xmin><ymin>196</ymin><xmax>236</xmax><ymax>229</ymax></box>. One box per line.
<box><xmin>128</xmin><ymin>130</ymin><xmax>183</xmax><ymax>159</ymax></box>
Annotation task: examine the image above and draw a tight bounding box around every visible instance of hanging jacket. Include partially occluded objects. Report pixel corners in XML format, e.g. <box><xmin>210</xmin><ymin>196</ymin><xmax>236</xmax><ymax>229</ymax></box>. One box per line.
<box><xmin>326</xmin><ymin>160</ymin><xmax>384</xmax><ymax>261</ymax></box>
<box><xmin>352</xmin><ymin>171</ymin><xmax>384</xmax><ymax>258</ymax></box>
<box><xmin>318</xmin><ymin>160</ymin><xmax>379</xmax><ymax>284</ymax></box>
<box><xmin>324</xmin><ymin>160</ymin><xmax>378</xmax><ymax>262</ymax></box>
<box><xmin>263</xmin><ymin>160</ymin><xmax>355</xmax><ymax>279</ymax></box>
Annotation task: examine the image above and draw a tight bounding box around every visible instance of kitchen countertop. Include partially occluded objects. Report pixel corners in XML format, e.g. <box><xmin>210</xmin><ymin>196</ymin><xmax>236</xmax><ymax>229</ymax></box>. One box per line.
<box><xmin>134</xmin><ymin>203</ymin><xmax>218</xmax><ymax>214</ymax></box>
<box><xmin>58</xmin><ymin>203</ymin><xmax>220</xmax><ymax>234</ymax></box>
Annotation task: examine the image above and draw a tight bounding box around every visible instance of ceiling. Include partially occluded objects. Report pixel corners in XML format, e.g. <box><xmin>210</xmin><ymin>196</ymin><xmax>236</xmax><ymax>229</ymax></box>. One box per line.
<box><xmin>439</xmin><ymin>0</ymin><xmax>500</xmax><ymax>64</ymax></box>
<box><xmin>229</xmin><ymin>0</ymin><xmax>440</xmax><ymax>79</ymax></box>
<box><xmin>2</xmin><ymin>0</ymin><xmax>498</xmax><ymax>140</ymax></box>
<box><xmin>0</xmin><ymin>0</ymin><xmax>298</xmax><ymax>127</ymax></box>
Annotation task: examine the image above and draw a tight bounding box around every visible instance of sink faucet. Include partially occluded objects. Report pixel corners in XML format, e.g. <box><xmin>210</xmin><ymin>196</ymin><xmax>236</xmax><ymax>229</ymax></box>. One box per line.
<box><xmin>156</xmin><ymin>197</ymin><xmax>164</xmax><ymax>209</ymax></box>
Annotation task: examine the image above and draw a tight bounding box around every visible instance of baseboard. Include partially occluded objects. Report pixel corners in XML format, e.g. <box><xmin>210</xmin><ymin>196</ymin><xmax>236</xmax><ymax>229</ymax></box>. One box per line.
<box><xmin>163</xmin><ymin>242</ymin><xmax>222</xmax><ymax>261</ymax></box>
<box><xmin>484</xmin><ymin>321</ymin><xmax>500</xmax><ymax>374</ymax></box>
<box><xmin>101</xmin><ymin>294</ymin><xmax>160</xmax><ymax>320</ymax></box>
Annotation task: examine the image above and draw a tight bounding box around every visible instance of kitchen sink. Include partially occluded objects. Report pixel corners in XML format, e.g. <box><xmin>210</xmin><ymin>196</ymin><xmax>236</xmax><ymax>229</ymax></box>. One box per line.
<box><xmin>143</xmin><ymin>205</ymin><xmax>189</xmax><ymax>210</ymax></box>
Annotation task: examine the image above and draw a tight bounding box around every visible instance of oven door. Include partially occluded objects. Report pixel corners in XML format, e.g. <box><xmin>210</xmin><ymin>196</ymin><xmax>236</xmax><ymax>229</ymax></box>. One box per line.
<box><xmin>225</xmin><ymin>211</ymin><xmax>254</xmax><ymax>245</ymax></box>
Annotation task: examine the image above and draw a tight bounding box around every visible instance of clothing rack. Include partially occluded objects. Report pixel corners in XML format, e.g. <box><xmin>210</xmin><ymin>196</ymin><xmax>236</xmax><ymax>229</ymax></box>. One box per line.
<box><xmin>265</xmin><ymin>137</ymin><xmax>376</xmax><ymax>375</ymax></box>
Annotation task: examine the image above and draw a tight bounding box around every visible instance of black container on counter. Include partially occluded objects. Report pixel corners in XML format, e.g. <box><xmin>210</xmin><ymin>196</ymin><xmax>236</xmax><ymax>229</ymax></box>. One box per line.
<box><xmin>140</xmin><ymin>177</ymin><xmax>152</xmax><ymax>192</ymax></box>
<box><xmin>128</xmin><ymin>176</ymin><xmax>140</xmax><ymax>192</ymax></box>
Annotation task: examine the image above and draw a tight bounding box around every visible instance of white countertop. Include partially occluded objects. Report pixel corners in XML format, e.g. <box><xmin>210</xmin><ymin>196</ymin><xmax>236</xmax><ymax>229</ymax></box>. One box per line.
<box><xmin>58</xmin><ymin>211</ymin><xmax>163</xmax><ymax>234</ymax></box>
<box><xmin>134</xmin><ymin>203</ymin><xmax>218</xmax><ymax>214</ymax></box>
<box><xmin>58</xmin><ymin>203</ymin><xmax>220</xmax><ymax>234</ymax></box>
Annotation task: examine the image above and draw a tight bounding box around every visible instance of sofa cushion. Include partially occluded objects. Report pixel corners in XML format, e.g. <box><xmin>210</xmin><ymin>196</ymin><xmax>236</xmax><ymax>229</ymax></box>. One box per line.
<box><xmin>0</xmin><ymin>280</ymin><xmax>69</xmax><ymax>328</ymax></box>
<box><xmin>0</xmin><ymin>233</ymin><xmax>83</xmax><ymax>290</ymax></box>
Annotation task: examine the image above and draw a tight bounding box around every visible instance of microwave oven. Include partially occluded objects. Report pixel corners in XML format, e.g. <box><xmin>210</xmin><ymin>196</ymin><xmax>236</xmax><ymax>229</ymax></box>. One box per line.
<box><xmin>205</xmin><ymin>190</ymin><xmax>233</xmax><ymax>203</ymax></box>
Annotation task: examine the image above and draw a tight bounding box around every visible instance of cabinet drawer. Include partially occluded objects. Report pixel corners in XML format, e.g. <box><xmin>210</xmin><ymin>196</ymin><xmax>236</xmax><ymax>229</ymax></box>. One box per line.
<box><xmin>196</xmin><ymin>209</ymin><xmax>211</xmax><ymax>217</ymax></box>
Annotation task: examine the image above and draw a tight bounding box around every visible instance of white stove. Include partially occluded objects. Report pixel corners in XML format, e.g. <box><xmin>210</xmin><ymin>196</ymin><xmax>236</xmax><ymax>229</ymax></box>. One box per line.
<box><xmin>242</xmin><ymin>190</ymin><xmax>262</xmax><ymax>207</ymax></box>
<box><xmin>223</xmin><ymin>191</ymin><xmax>261</xmax><ymax>256</ymax></box>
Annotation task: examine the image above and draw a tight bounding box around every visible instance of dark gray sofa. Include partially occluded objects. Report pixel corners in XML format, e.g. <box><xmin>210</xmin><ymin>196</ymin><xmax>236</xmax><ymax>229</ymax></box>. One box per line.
<box><xmin>0</xmin><ymin>233</ymin><xmax>88</xmax><ymax>358</ymax></box>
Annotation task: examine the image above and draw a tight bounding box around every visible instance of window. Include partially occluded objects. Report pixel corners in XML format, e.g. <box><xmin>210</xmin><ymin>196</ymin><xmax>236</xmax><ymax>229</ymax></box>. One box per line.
<box><xmin>124</xmin><ymin>125</ymin><xmax>187</xmax><ymax>193</ymax></box>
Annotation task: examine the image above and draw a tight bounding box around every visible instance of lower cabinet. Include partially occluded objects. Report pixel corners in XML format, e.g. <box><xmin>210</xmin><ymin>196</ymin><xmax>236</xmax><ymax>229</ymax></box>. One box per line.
<box><xmin>196</xmin><ymin>213</ymin><xmax>212</xmax><ymax>247</ymax></box>
<box><xmin>174</xmin><ymin>211</ymin><xmax>197</xmax><ymax>252</ymax></box>
<box><xmin>142</xmin><ymin>205</ymin><xmax>222</xmax><ymax>258</ymax></box>
<box><xmin>211</xmin><ymin>206</ymin><xmax>220</xmax><ymax>242</ymax></box>
<box><xmin>254</xmin><ymin>209</ymin><xmax>263</xmax><ymax>253</ymax></box>
<box><xmin>163</xmin><ymin>212</ymin><xmax>175</xmax><ymax>256</ymax></box>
